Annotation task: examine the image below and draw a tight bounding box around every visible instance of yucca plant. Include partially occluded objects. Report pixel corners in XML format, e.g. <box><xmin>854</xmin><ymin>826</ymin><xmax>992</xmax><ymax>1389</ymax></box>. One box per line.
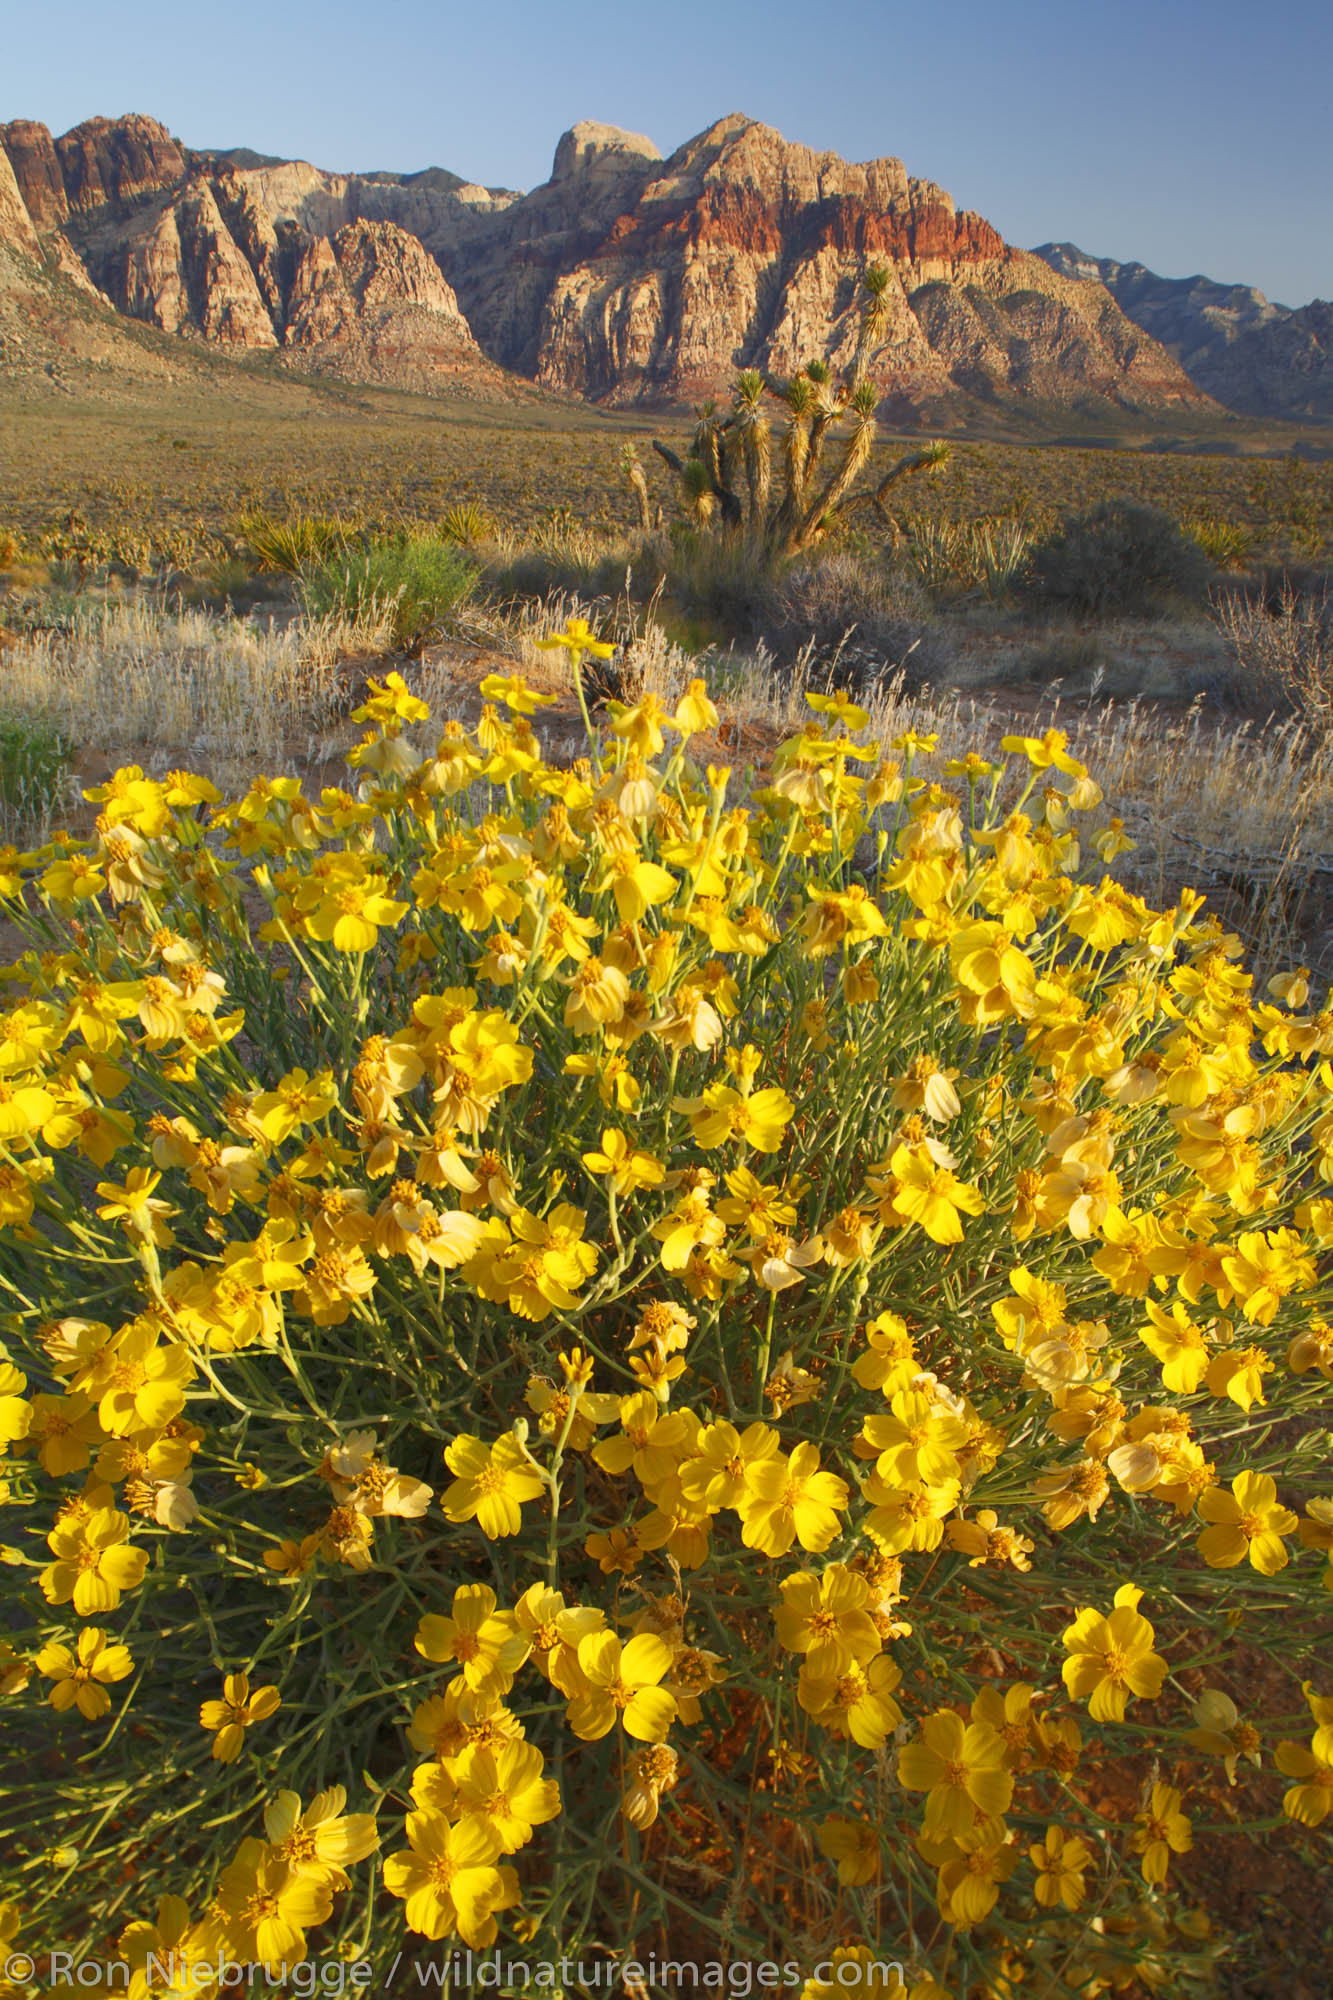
<box><xmin>903</xmin><ymin>514</ymin><xmax>963</xmax><ymax>593</ymax></box>
<box><xmin>621</xmin><ymin>445</ymin><xmax>654</xmax><ymax>534</ymax></box>
<box><xmin>653</xmin><ymin>267</ymin><xmax>948</xmax><ymax>561</ymax></box>
<box><xmin>1185</xmin><ymin>516</ymin><xmax>1256</xmax><ymax>571</ymax></box>
<box><xmin>975</xmin><ymin>515</ymin><xmax>1034</xmax><ymax>600</ymax></box>
<box><xmin>438</xmin><ymin>501</ymin><xmax>496</xmax><ymax>549</ymax></box>
<box><xmin>236</xmin><ymin>511</ymin><xmax>349</xmax><ymax>575</ymax></box>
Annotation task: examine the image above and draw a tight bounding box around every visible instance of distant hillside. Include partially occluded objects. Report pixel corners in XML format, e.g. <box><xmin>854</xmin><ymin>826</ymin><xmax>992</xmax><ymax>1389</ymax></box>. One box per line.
<box><xmin>1035</xmin><ymin>243</ymin><xmax>1332</xmax><ymax>422</ymax></box>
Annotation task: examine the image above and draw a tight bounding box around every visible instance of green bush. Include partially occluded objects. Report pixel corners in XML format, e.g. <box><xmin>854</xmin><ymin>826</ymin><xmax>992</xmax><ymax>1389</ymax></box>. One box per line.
<box><xmin>302</xmin><ymin>533</ymin><xmax>478</xmax><ymax>652</ymax></box>
<box><xmin>0</xmin><ymin>709</ymin><xmax>73</xmax><ymax>836</ymax></box>
<box><xmin>1021</xmin><ymin>499</ymin><xmax>1211</xmax><ymax>617</ymax></box>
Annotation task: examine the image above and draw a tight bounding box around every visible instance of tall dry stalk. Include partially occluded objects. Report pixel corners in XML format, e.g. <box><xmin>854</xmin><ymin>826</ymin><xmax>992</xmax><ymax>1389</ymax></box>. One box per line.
<box><xmin>1213</xmin><ymin>585</ymin><xmax>1333</xmax><ymax>735</ymax></box>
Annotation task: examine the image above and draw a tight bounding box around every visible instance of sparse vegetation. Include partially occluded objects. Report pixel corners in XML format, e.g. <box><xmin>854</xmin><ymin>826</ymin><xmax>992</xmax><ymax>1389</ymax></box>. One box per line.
<box><xmin>2</xmin><ymin>380</ymin><xmax>1329</xmax><ymax>580</ymax></box>
<box><xmin>0</xmin><ymin>595</ymin><xmax>384</xmax><ymax>782</ymax></box>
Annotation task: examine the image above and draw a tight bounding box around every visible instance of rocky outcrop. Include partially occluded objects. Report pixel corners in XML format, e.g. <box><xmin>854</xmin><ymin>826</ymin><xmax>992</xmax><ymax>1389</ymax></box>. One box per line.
<box><xmin>54</xmin><ymin>114</ymin><xmax>187</xmax><ymax>213</ymax></box>
<box><xmin>36</xmin><ymin>135</ymin><xmax>492</xmax><ymax>385</ymax></box>
<box><xmin>282</xmin><ymin>219</ymin><xmax>491</xmax><ymax>388</ymax></box>
<box><xmin>1</xmin><ymin>120</ymin><xmax>68</xmax><ymax>229</ymax></box>
<box><xmin>1034</xmin><ymin>243</ymin><xmax>1331</xmax><ymax>421</ymax></box>
<box><xmin>49</xmin><ymin>228</ymin><xmax>112</xmax><ymax>303</ymax></box>
<box><xmin>109</xmin><ymin>179</ymin><xmax>277</xmax><ymax>345</ymax></box>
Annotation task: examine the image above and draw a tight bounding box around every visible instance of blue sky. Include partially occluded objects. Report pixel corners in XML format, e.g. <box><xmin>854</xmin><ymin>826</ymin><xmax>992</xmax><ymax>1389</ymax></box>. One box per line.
<box><xmin>6</xmin><ymin>0</ymin><xmax>1330</xmax><ymax>306</ymax></box>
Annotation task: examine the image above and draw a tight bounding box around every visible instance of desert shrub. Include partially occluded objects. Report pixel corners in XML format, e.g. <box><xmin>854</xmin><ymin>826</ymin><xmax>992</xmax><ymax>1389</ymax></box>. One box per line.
<box><xmin>302</xmin><ymin>532</ymin><xmax>478</xmax><ymax>653</ymax></box>
<box><xmin>489</xmin><ymin>529</ymin><xmax>666</xmax><ymax>615</ymax></box>
<box><xmin>238</xmin><ymin>511</ymin><xmax>349</xmax><ymax>575</ymax></box>
<box><xmin>0</xmin><ymin>708</ymin><xmax>72</xmax><ymax>836</ymax></box>
<box><xmin>1247</xmin><ymin>559</ymin><xmax>1333</xmax><ymax>615</ymax></box>
<box><xmin>1</xmin><ymin>647</ymin><xmax>1332</xmax><ymax>1987</ymax></box>
<box><xmin>185</xmin><ymin>552</ymin><xmax>285</xmax><ymax>611</ymax></box>
<box><xmin>1214</xmin><ymin>583</ymin><xmax>1333</xmax><ymax>733</ymax></box>
<box><xmin>1018</xmin><ymin>631</ymin><xmax>1109</xmax><ymax>686</ymax></box>
<box><xmin>762</xmin><ymin>550</ymin><xmax>926</xmax><ymax>679</ymax></box>
<box><xmin>488</xmin><ymin>544</ymin><xmax>590</xmax><ymax>603</ymax></box>
<box><xmin>662</xmin><ymin>529</ymin><xmax>781</xmax><ymax>640</ymax></box>
<box><xmin>1022</xmin><ymin>499</ymin><xmax>1212</xmax><ymax>617</ymax></box>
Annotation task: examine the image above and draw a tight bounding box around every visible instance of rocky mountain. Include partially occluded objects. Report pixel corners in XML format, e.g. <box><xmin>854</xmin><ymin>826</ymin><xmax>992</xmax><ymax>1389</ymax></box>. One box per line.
<box><xmin>0</xmin><ymin>109</ymin><xmax>1220</xmax><ymax>415</ymax></box>
<box><xmin>439</xmin><ymin>115</ymin><xmax>1204</xmax><ymax>414</ymax></box>
<box><xmin>1035</xmin><ymin>243</ymin><xmax>1331</xmax><ymax>422</ymax></box>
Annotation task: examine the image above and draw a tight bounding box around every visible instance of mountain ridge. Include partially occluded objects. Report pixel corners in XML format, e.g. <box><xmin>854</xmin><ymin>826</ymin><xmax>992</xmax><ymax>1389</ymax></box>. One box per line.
<box><xmin>0</xmin><ymin>109</ymin><xmax>1314</xmax><ymax>421</ymax></box>
<box><xmin>1034</xmin><ymin>242</ymin><xmax>1331</xmax><ymax>422</ymax></box>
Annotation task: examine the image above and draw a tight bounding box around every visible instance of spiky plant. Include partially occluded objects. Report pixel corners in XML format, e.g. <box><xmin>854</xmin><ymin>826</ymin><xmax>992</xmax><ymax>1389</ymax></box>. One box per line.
<box><xmin>852</xmin><ymin>263</ymin><xmax>894</xmax><ymax>377</ymax></box>
<box><xmin>652</xmin><ymin>263</ymin><xmax>947</xmax><ymax>560</ymax></box>
<box><xmin>680</xmin><ymin>457</ymin><xmax>719</xmax><ymax>527</ymax></box>
<box><xmin>438</xmin><ymin>501</ymin><xmax>495</xmax><ymax>548</ymax></box>
<box><xmin>781</xmin><ymin>375</ymin><xmax>817</xmax><ymax>512</ymax></box>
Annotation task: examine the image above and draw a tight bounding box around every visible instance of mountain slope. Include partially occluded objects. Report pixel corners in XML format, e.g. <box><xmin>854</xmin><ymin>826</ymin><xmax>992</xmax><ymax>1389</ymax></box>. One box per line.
<box><xmin>1</xmin><ymin>111</ymin><xmax>1214</xmax><ymax>415</ymax></box>
<box><xmin>1035</xmin><ymin>243</ymin><xmax>1332</xmax><ymax>421</ymax></box>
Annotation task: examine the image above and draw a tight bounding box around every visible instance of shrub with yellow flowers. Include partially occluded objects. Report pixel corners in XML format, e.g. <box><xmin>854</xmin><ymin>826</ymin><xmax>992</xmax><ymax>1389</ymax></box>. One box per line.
<box><xmin>0</xmin><ymin>627</ymin><xmax>1331</xmax><ymax>1994</ymax></box>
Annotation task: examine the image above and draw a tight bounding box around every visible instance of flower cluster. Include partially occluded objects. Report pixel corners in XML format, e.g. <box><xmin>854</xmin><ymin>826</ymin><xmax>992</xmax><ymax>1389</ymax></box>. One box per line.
<box><xmin>0</xmin><ymin>646</ymin><xmax>1329</xmax><ymax>1991</ymax></box>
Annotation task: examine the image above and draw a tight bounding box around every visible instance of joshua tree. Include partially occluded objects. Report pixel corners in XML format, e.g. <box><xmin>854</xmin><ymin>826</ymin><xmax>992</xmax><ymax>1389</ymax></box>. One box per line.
<box><xmin>652</xmin><ymin>265</ymin><xmax>949</xmax><ymax>561</ymax></box>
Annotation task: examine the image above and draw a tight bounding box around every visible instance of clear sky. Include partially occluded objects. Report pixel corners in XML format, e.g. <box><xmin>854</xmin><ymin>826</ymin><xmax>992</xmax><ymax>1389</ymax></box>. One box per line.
<box><xmin>5</xmin><ymin>0</ymin><xmax>1329</xmax><ymax>307</ymax></box>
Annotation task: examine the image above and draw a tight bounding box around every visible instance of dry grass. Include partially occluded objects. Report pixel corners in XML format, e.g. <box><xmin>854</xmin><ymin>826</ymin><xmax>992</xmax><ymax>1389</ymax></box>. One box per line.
<box><xmin>1213</xmin><ymin>584</ymin><xmax>1333</xmax><ymax>734</ymax></box>
<box><xmin>1</xmin><ymin>596</ymin><xmax>394</xmax><ymax>783</ymax></box>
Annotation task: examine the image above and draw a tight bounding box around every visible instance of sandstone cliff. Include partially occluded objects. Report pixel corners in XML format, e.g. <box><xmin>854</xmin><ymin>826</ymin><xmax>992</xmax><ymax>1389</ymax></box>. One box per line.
<box><xmin>1036</xmin><ymin>243</ymin><xmax>1330</xmax><ymax>421</ymax></box>
<box><xmin>0</xmin><ymin>142</ymin><xmax>41</xmax><ymax>261</ymax></box>
<box><xmin>456</xmin><ymin>115</ymin><xmax>1204</xmax><ymax>411</ymax></box>
<box><xmin>54</xmin><ymin>114</ymin><xmax>186</xmax><ymax>214</ymax></box>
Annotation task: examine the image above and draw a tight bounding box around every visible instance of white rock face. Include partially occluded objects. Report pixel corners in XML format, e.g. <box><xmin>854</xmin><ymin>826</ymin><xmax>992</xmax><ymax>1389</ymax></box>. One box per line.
<box><xmin>551</xmin><ymin>121</ymin><xmax>662</xmax><ymax>182</ymax></box>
